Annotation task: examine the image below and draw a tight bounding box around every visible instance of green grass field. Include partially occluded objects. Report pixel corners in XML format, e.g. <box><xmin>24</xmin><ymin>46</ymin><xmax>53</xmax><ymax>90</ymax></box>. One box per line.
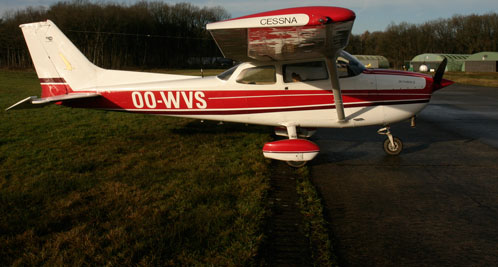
<box><xmin>0</xmin><ymin>70</ymin><xmax>273</xmax><ymax>265</ymax></box>
<box><xmin>444</xmin><ymin>72</ymin><xmax>498</xmax><ymax>88</ymax></box>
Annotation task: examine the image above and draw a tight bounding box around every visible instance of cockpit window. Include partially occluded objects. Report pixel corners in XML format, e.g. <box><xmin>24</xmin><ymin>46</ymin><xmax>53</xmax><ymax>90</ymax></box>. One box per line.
<box><xmin>217</xmin><ymin>64</ymin><xmax>239</xmax><ymax>81</ymax></box>
<box><xmin>283</xmin><ymin>61</ymin><xmax>328</xmax><ymax>83</ymax></box>
<box><xmin>236</xmin><ymin>65</ymin><xmax>276</xmax><ymax>85</ymax></box>
<box><xmin>337</xmin><ymin>51</ymin><xmax>366</xmax><ymax>78</ymax></box>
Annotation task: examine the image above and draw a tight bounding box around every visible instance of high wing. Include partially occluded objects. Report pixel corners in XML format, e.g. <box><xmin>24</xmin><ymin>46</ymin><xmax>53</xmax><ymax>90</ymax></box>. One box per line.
<box><xmin>206</xmin><ymin>6</ymin><xmax>356</xmax><ymax>122</ymax></box>
<box><xmin>206</xmin><ymin>6</ymin><xmax>355</xmax><ymax>61</ymax></box>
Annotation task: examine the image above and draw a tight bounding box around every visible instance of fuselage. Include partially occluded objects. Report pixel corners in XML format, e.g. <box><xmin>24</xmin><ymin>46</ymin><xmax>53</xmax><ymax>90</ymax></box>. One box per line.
<box><xmin>53</xmin><ymin>57</ymin><xmax>438</xmax><ymax>128</ymax></box>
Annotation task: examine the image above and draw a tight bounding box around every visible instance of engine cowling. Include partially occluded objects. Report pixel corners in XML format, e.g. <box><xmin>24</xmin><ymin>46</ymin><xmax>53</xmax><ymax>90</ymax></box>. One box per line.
<box><xmin>262</xmin><ymin>139</ymin><xmax>320</xmax><ymax>162</ymax></box>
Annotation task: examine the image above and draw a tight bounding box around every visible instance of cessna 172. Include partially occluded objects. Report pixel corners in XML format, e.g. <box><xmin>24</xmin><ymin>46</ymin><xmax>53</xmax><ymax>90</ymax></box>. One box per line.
<box><xmin>7</xmin><ymin>6</ymin><xmax>452</xmax><ymax>167</ymax></box>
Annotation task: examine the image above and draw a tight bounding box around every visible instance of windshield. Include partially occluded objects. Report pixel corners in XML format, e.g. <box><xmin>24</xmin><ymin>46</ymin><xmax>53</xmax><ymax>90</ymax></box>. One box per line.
<box><xmin>337</xmin><ymin>51</ymin><xmax>366</xmax><ymax>77</ymax></box>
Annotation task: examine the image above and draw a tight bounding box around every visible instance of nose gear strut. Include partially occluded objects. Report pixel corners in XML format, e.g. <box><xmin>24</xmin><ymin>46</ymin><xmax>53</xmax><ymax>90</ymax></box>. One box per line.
<box><xmin>377</xmin><ymin>126</ymin><xmax>403</xmax><ymax>155</ymax></box>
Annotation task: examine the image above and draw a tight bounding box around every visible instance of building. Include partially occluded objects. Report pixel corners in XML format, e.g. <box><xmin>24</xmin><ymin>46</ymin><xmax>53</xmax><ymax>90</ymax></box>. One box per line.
<box><xmin>410</xmin><ymin>54</ymin><xmax>470</xmax><ymax>72</ymax></box>
<box><xmin>354</xmin><ymin>55</ymin><xmax>390</xmax><ymax>69</ymax></box>
<box><xmin>464</xmin><ymin>52</ymin><xmax>498</xmax><ymax>72</ymax></box>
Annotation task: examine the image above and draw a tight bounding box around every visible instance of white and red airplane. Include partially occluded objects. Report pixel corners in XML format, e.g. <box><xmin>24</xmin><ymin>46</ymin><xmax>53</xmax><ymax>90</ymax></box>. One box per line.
<box><xmin>7</xmin><ymin>6</ymin><xmax>452</xmax><ymax>167</ymax></box>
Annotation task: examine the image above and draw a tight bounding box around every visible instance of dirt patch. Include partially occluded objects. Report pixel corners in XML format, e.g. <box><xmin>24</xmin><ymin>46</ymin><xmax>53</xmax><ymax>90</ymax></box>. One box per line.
<box><xmin>259</xmin><ymin>162</ymin><xmax>311</xmax><ymax>266</ymax></box>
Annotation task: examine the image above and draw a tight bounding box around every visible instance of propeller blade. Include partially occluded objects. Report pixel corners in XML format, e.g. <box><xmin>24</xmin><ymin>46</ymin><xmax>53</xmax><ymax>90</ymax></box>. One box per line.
<box><xmin>433</xmin><ymin>57</ymin><xmax>448</xmax><ymax>85</ymax></box>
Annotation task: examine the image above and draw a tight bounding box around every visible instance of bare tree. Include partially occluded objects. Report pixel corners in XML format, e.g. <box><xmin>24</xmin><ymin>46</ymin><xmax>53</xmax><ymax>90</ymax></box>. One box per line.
<box><xmin>0</xmin><ymin>0</ymin><xmax>230</xmax><ymax>69</ymax></box>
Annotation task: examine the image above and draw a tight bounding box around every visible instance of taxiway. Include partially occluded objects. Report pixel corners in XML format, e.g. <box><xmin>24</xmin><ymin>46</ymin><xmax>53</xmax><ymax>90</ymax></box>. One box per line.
<box><xmin>311</xmin><ymin>84</ymin><xmax>498</xmax><ymax>266</ymax></box>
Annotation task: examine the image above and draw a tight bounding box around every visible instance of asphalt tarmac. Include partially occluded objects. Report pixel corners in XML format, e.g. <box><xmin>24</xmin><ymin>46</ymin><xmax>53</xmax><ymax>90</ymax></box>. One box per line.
<box><xmin>310</xmin><ymin>84</ymin><xmax>498</xmax><ymax>266</ymax></box>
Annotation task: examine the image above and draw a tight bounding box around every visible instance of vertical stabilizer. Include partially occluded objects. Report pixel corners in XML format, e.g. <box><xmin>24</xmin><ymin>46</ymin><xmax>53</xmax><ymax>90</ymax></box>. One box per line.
<box><xmin>20</xmin><ymin>20</ymin><xmax>100</xmax><ymax>96</ymax></box>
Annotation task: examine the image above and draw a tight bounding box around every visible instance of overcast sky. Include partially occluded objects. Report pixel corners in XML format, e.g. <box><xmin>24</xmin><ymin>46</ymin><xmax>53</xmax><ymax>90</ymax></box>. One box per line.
<box><xmin>0</xmin><ymin>0</ymin><xmax>496</xmax><ymax>33</ymax></box>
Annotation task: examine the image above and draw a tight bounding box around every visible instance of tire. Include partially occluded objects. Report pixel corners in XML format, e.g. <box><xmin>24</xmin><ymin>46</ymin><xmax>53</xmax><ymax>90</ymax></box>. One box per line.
<box><xmin>286</xmin><ymin>161</ymin><xmax>307</xmax><ymax>168</ymax></box>
<box><xmin>383</xmin><ymin>137</ymin><xmax>403</xmax><ymax>155</ymax></box>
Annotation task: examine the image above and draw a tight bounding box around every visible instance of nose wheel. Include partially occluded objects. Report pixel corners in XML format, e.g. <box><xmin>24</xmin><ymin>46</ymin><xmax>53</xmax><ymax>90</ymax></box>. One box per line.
<box><xmin>383</xmin><ymin>136</ymin><xmax>402</xmax><ymax>155</ymax></box>
<box><xmin>378</xmin><ymin>126</ymin><xmax>403</xmax><ymax>155</ymax></box>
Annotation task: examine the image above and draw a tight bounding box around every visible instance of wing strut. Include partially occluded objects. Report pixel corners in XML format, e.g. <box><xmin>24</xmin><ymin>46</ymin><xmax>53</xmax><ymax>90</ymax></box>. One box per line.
<box><xmin>325</xmin><ymin>55</ymin><xmax>346</xmax><ymax>123</ymax></box>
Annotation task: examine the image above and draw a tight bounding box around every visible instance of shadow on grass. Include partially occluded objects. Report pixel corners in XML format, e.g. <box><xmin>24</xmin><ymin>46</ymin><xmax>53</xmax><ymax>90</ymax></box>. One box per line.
<box><xmin>172</xmin><ymin>120</ymin><xmax>272</xmax><ymax>135</ymax></box>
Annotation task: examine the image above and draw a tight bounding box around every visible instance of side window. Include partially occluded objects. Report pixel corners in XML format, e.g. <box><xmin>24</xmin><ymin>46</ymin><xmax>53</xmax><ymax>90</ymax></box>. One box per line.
<box><xmin>283</xmin><ymin>61</ymin><xmax>329</xmax><ymax>83</ymax></box>
<box><xmin>236</xmin><ymin>66</ymin><xmax>276</xmax><ymax>85</ymax></box>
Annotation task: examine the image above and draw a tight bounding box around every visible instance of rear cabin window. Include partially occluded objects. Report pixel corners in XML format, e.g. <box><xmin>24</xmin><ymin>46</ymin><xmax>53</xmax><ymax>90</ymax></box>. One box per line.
<box><xmin>283</xmin><ymin>61</ymin><xmax>329</xmax><ymax>83</ymax></box>
<box><xmin>217</xmin><ymin>65</ymin><xmax>238</xmax><ymax>81</ymax></box>
<box><xmin>236</xmin><ymin>66</ymin><xmax>276</xmax><ymax>85</ymax></box>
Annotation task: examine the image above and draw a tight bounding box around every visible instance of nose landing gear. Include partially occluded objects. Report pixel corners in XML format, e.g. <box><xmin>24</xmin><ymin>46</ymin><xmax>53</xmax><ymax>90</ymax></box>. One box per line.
<box><xmin>377</xmin><ymin>126</ymin><xmax>403</xmax><ymax>155</ymax></box>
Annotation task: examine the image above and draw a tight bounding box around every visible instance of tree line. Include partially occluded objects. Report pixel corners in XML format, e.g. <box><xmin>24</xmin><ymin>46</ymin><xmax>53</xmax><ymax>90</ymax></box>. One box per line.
<box><xmin>346</xmin><ymin>13</ymin><xmax>498</xmax><ymax>68</ymax></box>
<box><xmin>0</xmin><ymin>0</ymin><xmax>229</xmax><ymax>69</ymax></box>
<box><xmin>1</xmin><ymin>1</ymin><xmax>497</xmax><ymax>70</ymax></box>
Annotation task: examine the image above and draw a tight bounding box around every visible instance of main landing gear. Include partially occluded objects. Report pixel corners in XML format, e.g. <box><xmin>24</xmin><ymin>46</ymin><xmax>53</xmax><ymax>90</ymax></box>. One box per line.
<box><xmin>263</xmin><ymin>125</ymin><xmax>319</xmax><ymax>168</ymax></box>
<box><xmin>377</xmin><ymin>126</ymin><xmax>403</xmax><ymax>155</ymax></box>
<box><xmin>286</xmin><ymin>160</ymin><xmax>307</xmax><ymax>168</ymax></box>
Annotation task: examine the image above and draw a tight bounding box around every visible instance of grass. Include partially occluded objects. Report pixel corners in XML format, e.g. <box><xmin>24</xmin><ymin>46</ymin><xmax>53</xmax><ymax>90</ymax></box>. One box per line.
<box><xmin>444</xmin><ymin>72</ymin><xmax>498</xmax><ymax>87</ymax></box>
<box><xmin>0</xmin><ymin>70</ymin><xmax>273</xmax><ymax>265</ymax></box>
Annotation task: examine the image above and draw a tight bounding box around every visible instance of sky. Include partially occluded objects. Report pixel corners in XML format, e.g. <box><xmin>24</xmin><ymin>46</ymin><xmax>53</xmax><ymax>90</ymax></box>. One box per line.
<box><xmin>0</xmin><ymin>0</ymin><xmax>496</xmax><ymax>34</ymax></box>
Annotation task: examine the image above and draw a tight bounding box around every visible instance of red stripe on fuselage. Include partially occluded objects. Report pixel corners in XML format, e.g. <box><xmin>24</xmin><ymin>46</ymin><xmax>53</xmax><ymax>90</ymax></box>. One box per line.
<box><xmin>363</xmin><ymin>69</ymin><xmax>432</xmax><ymax>78</ymax></box>
<box><xmin>104</xmin><ymin>99</ymin><xmax>429</xmax><ymax>115</ymax></box>
<box><xmin>63</xmin><ymin>87</ymin><xmax>430</xmax><ymax>115</ymax></box>
<box><xmin>63</xmin><ymin>89</ymin><xmax>430</xmax><ymax>110</ymax></box>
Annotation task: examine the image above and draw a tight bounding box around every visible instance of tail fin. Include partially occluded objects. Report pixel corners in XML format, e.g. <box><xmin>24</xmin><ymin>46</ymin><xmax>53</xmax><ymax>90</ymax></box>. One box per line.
<box><xmin>9</xmin><ymin>20</ymin><xmax>197</xmax><ymax>111</ymax></box>
<box><xmin>20</xmin><ymin>20</ymin><xmax>100</xmax><ymax>97</ymax></box>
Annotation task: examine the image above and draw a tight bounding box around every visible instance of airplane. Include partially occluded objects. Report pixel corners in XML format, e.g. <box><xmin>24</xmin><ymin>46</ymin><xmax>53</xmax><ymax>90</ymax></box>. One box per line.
<box><xmin>6</xmin><ymin>6</ymin><xmax>453</xmax><ymax>167</ymax></box>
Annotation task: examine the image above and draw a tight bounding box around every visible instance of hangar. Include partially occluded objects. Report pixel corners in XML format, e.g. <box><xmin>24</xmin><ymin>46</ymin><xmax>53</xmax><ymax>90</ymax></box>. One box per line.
<box><xmin>354</xmin><ymin>55</ymin><xmax>390</xmax><ymax>69</ymax></box>
<box><xmin>410</xmin><ymin>53</ymin><xmax>469</xmax><ymax>72</ymax></box>
<box><xmin>464</xmin><ymin>52</ymin><xmax>498</xmax><ymax>72</ymax></box>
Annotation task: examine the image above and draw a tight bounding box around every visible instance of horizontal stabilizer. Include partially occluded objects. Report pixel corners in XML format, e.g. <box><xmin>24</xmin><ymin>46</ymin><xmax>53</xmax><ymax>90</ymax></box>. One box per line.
<box><xmin>6</xmin><ymin>93</ymin><xmax>100</xmax><ymax>111</ymax></box>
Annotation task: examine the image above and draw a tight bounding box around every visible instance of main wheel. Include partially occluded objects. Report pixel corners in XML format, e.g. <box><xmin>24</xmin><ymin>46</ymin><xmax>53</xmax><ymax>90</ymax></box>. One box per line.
<box><xmin>383</xmin><ymin>137</ymin><xmax>403</xmax><ymax>155</ymax></box>
<box><xmin>286</xmin><ymin>161</ymin><xmax>307</xmax><ymax>168</ymax></box>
